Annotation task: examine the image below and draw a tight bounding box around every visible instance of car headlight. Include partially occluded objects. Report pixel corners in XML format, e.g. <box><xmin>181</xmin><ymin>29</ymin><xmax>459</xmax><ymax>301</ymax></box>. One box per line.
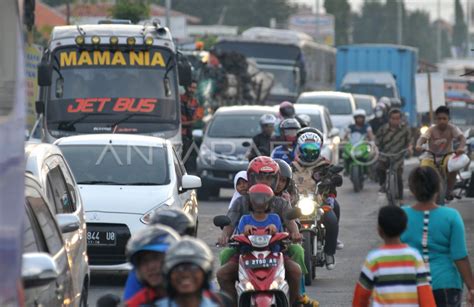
<box><xmin>140</xmin><ymin>202</ymin><xmax>172</xmax><ymax>224</ymax></box>
<box><xmin>298</xmin><ymin>197</ymin><xmax>315</xmax><ymax>216</ymax></box>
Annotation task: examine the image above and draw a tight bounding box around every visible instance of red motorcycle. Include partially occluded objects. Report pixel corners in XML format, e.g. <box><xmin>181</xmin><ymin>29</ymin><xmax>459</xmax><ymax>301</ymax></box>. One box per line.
<box><xmin>214</xmin><ymin>216</ymin><xmax>291</xmax><ymax>307</ymax></box>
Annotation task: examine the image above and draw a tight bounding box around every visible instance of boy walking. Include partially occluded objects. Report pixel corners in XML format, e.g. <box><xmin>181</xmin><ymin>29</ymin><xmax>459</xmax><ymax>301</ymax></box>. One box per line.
<box><xmin>352</xmin><ymin>206</ymin><xmax>435</xmax><ymax>307</ymax></box>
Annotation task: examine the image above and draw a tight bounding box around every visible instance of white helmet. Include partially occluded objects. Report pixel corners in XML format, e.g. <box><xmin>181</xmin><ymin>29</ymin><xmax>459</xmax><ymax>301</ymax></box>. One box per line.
<box><xmin>353</xmin><ymin>109</ymin><xmax>367</xmax><ymax>118</ymax></box>
<box><xmin>447</xmin><ymin>154</ymin><xmax>470</xmax><ymax>172</ymax></box>
<box><xmin>379</xmin><ymin>96</ymin><xmax>391</xmax><ymax>107</ymax></box>
<box><xmin>259</xmin><ymin>113</ymin><xmax>277</xmax><ymax>125</ymax></box>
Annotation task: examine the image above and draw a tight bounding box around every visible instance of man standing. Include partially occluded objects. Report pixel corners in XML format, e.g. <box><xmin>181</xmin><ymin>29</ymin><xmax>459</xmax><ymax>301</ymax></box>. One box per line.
<box><xmin>180</xmin><ymin>81</ymin><xmax>202</xmax><ymax>167</ymax></box>
<box><xmin>376</xmin><ymin>109</ymin><xmax>412</xmax><ymax>198</ymax></box>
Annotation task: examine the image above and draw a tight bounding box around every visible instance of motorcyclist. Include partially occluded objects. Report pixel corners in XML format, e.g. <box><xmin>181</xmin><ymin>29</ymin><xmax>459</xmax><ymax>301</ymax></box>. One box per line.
<box><xmin>124</xmin><ymin>225</ymin><xmax>180</xmax><ymax>306</ymax></box>
<box><xmin>272</xmin><ymin>118</ymin><xmax>302</xmax><ymax>164</ymax></box>
<box><xmin>344</xmin><ymin>109</ymin><xmax>375</xmax><ymax>175</ymax></box>
<box><xmin>415</xmin><ymin>106</ymin><xmax>467</xmax><ymax>201</ymax></box>
<box><xmin>217</xmin><ymin>156</ymin><xmax>318</xmax><ymax>306</ymax></box>
<box><xmin>156</xmin><ymin>238</ymin><xmax>231</xmax><ymax>307</ymax></box>
<box><xmin>292</xmin><ymin>129</ymin><xmax>342</xmax><ymax>270</ymax></box>
<box><xmin>123</xmin><ymin>209</ymin><xmax>195</xmax><ymax>303</ymax></box>
<box><xmin>369</xmin><ymin>99</ymin><xmax>390</xmax><ymax>135</ymax></box>
<box><xmin>248</xmin><ymin>113</ymin><xmax>277</xmax><ymax>161</ymax></box>
<box><xmin>274</xmin><ymin>158</ymin><xmax>299</xmax><ymax>207</ymax></box>
<box><xmin>275</xmin><ymin>101</ymin><xmax>307</xmax><ymax>137</ymax></box>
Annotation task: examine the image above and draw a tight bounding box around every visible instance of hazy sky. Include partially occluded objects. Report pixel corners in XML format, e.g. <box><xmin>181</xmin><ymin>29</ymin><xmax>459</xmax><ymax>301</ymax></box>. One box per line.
<box><xmin>290</xmin><ymin>0</ymin><xmax>466</xmax><ymax>23</ymax></box>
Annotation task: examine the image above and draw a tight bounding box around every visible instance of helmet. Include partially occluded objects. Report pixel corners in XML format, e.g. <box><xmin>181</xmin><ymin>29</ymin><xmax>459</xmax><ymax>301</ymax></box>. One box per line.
<box><xmin>379</xmin><ymin>96</ymin><xmax>391</xmax><ymax>108</ymax></box>
<box><xmin>162</xmin><ymin>237</ymin><xmax>214</xmax><ymax>277</ymax></box>
<box><xmin>295</xmin><ymin>131</ymin><xmax>322</xmax><ymax>165</ymax></box>
<box><xmin>296</xmin><ymin>114</ymin><xmax>311</xmax><ymax>128</ymax></box>
<box><xmin>353</xmin><ymin>109</ymin><xmax>367</xmax><ymax>118</ymax></box>
<box><xmin>296</xmin><ymin>127</ymin><xmax>324</xmax><ymax>147</ymax></box>
<box><xmin>279</xmin><ymin>101</ymin><xmax>295</xmax><ymax>118</ymax></box>
<box><xmin>259</xmin><ymin>113</ymin><xmax>277</xmax><ymax>126</ymax></box>
<box><xmin>150</xmin><ymin>209</ymin><xmax>196</xmax><ymax>236</ymax></box>
<box><xmin>126</xmin><ymin>225</ymin><xmax>180</xmax><ymax>266</ymax></box>
<box><xmin>280</xmin><ymin>118</ymin><xmax>301</xmax><ymax>142</ymax></box>
<box><xmin>447</xmin><ymin>154</ymin><xmax>470</xmax><ymax>172</ymax></box>
<box><xmin>248</xmin><ymin>183</ymin><xmax>274</xmax><ymax>212</ymax></box>
<box><xmin>247</xmin><ymin>156</ymin><xmax>280</xmax><ymax>190</ymax></box>
<box><xmin>374</xmin><ymin>103</ymin><xmax>385</xmax><ymax>118</ymax></box>
<box><xmin>274</xmin><ymin>159</ymin><xmax>292</xmax><ymax>191</ymax></box>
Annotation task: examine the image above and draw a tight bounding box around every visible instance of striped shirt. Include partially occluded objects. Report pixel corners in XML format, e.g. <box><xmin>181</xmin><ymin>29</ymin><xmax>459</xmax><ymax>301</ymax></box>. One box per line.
<box><xmin>376</xmin><ymin>124</ymin><xmax>411</xmax><ymax>168</ymax></box>
<box><xmin>353</xmin><ymin>244</ymin><xmax>436</xmax><ymax>307</ymax></box>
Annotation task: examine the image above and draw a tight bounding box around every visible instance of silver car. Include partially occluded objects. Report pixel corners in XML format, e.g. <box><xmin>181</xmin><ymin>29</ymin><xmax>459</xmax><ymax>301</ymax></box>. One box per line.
<box><xmin>25</xmin><ymin>144</ymin><xmax>89</xmax><ymax>306</ymax></box>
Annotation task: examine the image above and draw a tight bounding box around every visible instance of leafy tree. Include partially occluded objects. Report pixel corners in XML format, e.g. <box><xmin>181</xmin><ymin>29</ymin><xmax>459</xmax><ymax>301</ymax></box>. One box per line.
<box><xmin>453</xmin><ymin>0</ymin><xmax>467</xmax><ymax>53</ymax></box>
<box><xmin>324</xmin><ymin>0</ymin><xmax>351</xmax><ymax>45</ymax></box>
<box><xmin>352</xmin><ymin>0</ymin><xmax>385</xmax><ymax>43</ymax></box>
<box><xmin>111</xmin><ymin>0</ymin><xmax>149</xmax><ymax>24</ymax></box>
<box><xmin>404</xmin><ymin>10</ymin><xmax>436</xmax><ymax>62</ymax></box>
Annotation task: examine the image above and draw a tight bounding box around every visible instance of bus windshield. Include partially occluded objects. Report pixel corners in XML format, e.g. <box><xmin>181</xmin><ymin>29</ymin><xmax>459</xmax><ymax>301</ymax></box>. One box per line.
<box><xmin>46</xmin><ymin>47</ymin><xmax>179</xmax><ymax>137</ymax></box>
<box><xmin>342</xmin><ymin>83</ymin><xmax>395</xmax><ymax>100</ymax></box>
<box><xmin>260</xmin><ymin>65</ymin><xmax>299</xmax><ymax>96</ymax></box>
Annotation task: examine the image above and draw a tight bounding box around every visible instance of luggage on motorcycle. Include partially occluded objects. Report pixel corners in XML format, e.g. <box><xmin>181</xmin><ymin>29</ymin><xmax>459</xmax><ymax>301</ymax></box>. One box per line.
<box><xmin>447</xmin><ymin>154</ymin><xmax>470</xmax><ymax>172</ymax></box>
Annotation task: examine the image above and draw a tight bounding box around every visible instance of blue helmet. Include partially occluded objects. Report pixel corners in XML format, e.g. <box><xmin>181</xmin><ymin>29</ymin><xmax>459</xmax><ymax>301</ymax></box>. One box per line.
<box><xmin>126</xmin><ymin>225</ymin><xmax>180</xmax><ymax>266</ymax></box>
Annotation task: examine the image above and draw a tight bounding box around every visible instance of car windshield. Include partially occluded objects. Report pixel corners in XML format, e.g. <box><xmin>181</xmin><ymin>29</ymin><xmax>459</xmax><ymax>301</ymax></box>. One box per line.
<box><xmin>208</xmin><ymin>113</ymin><xmax>268</xmax><ymax>138</ymax></box>
<box><xmin>297</xmin><ymin>96</ymin><xmax>352</xmax><ymax>115</ymax></box>
<box><xmin>60</xmin><ymin>145</ymin><xmax>169</xmax><ymax>185</ymax></box>
<box><xmin>341</xmin><ymin>84</ymin><xmax>395</xmax><ymax>100</ymax></box>
<box><xmin>354</xmin><ymin>97</ymin><xmax>374</xmax><ymax>115</ymax></box>
<box><xmin>47</xmin><ymin>47</ymin><xmax>179</xmax><ymax>135</ymax></box>
<box><xmin>296</xmin><ymin>112</ymin><xmax>323</xmax><ymax>131</ymax></box>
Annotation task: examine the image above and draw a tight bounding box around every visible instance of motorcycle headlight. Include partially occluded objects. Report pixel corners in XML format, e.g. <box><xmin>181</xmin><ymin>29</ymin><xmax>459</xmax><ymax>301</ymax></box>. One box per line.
<box><xmin>420</xmin><ymin>125</ymin><xmax>429</xmax><ymax>135</ymax></box>
<box><xmin>298</xmin><ymin>197</ymin><xmax>315</xmax><ymax>216</ymax></box>
<box><xmin>140</xmin><ymin>201</ymin><xmax>172</xmax><ymax>224</ymax></box>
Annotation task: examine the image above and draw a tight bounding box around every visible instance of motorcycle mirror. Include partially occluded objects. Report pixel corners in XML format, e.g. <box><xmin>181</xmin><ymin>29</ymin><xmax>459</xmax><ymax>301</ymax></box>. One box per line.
<box><xmin>285</xmin><ymin>208</ymin><xmax>302</xmax><ymax>220</ymax></box>
<box><xmin>97</xmin><ymin>294</ymin><xmax>121</xmax><ymax>307</ymax></box>
<box><xmin>331</xmin><ymin>174</ymin><xmax>343</xmax><ymax>187</ymax></box>
<box><xmin>329</xmin><ymin>165</ymin><xmax>344</xmax><ymax>174</ymax></box>
<box><xmin>213</xmin><ymin>215</ymin><xmax>231</xmax><ymax>228</ymax></box>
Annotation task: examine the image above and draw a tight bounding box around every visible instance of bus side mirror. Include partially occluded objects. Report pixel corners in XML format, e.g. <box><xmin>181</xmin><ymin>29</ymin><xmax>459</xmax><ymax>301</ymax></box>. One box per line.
<box><xmin>37</xmin><ymin>62</ymin><xmax>52</xmax><ymax>87</ymax></box>
<box><xmin>178</xmin><ymin>56</ymin><xmax>192</xmax><ymax>88</ymax></box>
<box><xmin>35</xmin><ymin>100</ymin><xmax>44</xmax><ymax>114</ymax></box>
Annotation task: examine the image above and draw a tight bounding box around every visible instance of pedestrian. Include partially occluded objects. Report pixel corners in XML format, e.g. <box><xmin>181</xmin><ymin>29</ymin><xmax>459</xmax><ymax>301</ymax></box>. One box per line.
<box><xmin>352</xmin><ymin>205</ymin><xmax>436</xmax><ymax>307</ymax></box>
<box><xmin>402</xmin><ymin>166</ymin><xmax>474</xmax><ymax>307</ymax></box>
<box><xmin>181</xmin><ymin>80</ymin><xmax>203</xmax><ymax>166</ymax></box>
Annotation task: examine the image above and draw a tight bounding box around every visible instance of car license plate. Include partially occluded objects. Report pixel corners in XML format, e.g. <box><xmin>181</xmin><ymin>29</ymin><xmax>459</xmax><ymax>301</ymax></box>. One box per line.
<box><xmin>244</xmin><ymin>258</ymin><xmax>278</xmax><ymax>269</ymax></box>
<box><xmin>87</xmin><ymin>231</ymin><xmax>117</xmax><ymax>246</ymax></box>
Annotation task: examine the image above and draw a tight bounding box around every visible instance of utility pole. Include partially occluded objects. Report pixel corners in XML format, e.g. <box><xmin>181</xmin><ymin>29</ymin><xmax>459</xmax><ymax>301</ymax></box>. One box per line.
<box><xmin>467</xmin><ymin>0</ymin><xmax>471</xmax><ymax>55</ymax></box>
<box><xmin>315</xmin><ymin>0</ymin><xmax>320</xmax><ymax>43</ymax></box>
<box><xmin>436</xmin><ymin>0</ymin><xmax>441</xmax><ymax>61</ymax></box>
<box><xmin>165</xmin><ymin>0</ymin><xmax>171</xmax><ymax>28</ymax></box>
<box><xmin>397</xmin><ymin>0</ymin><xmax>403</xmax><ymax>44</ymax></box>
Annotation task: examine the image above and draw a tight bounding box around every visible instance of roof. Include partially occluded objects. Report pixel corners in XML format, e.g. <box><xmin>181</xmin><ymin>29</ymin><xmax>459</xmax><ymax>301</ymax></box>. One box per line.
<box><xmin>35</xmin><ymin>1</ymin><xmax>67</xmax><ymax>29</ymax></box>
<box><xmin>214</xmin><ymin>105</ymin><xmax>277</xmax><ymax>115</ymax></box>
<box><xmin>293</xmin><ymin>103</ymin><xmax>325</xmax><ymax>114</ymax></box>
<box><xmin>56</xmin><ymin>3</ymin><xmax>201</xmax><ymax>24</ymax></box>
<box><xmin>54</xmin><ymin>134</ymin><xmax>169</xmax><ymax>147</ymax></box>
<box><xmin>337</xmin><ymin>44</ymin><xmax>418</xmax><ymax>53</ymax></box>
<box><xmin>298</xmin><ymin>91</ymin><xmax>353</xmax><ymax>99</ymax></box>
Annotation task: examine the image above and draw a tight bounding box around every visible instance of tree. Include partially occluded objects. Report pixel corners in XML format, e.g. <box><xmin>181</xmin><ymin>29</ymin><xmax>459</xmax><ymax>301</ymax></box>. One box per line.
<box><xmin>453</xmin><ymin>0</ymin><xmax>467</xmax><ymax>53</ymax></box>
<box><xmin>324</xmin><ymin>0</ymin><xmax>351</xmax><ymax>45</ymax></box>
<box><xmin>111</xmin><ymin>0</ymin><xmax>149</xmax><ymax>24</ymax></box>
<box><xmin>353</xmin><ymin>0</ymin><xmax>386</xmax><ymax>43</ymax></box>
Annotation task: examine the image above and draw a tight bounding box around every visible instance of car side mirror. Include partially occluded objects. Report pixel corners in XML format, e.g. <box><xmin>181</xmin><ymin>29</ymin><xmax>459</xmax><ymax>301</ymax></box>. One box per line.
<box><xmin>192</xmin><ymin>129</ymin><xmax>203</xmax><ymax>142</ymax></box>
<box><xmin>37</xmin><ymin>62</ymin><xmax>53</xmax><ymax>87</ymax></box>
<box><xmin>181</xmin><ymin>174</ymin><xmax>202</xmax><ymax>191</ymax></box>
<box><xmin>178</xmin><ymin>55</ymin><xmax>192</xmax><ymax>87</ymax></box>
<box><xmin>329</xmin><ymin>128</ymin><xmax>340</xmax><ymax>138</ymax></box>
<box><xmin>213</xmin><ymin>215</ymin><xmax>231</xmax><ymax>228</ymax></box>
<box><xmin>56</xmin><ymin>214</ymin><xmax>80</xmax><ymax>234</ymax></box>
<box><xmin>22</xmin><ymin>253</ymin><xmax>59</xmax><ymax>289</ymax></box>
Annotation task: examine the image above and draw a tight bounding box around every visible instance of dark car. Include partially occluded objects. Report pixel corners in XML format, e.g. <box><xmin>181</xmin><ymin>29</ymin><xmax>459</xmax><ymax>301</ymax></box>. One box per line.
<box><xmin>195</xmin><ymin>105</ymin><xmax>277</xmax><ymax>199</ymax></box>
<box><xmin>22</xmin><ymin>174</ymin><xmax>82</xmax><ymax>306</ymax></box>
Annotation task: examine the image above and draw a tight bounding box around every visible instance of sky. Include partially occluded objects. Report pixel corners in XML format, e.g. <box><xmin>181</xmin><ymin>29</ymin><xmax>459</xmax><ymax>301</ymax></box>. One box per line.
<box><xmin>290</xmin><ymin>0</ymin><xmax>466</xmax><ymax>24</ymax></box>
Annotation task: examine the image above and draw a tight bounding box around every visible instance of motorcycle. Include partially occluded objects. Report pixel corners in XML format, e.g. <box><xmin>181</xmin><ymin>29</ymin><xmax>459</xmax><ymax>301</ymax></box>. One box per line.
<box><xmin>214</xmin><ymin>215</ymin><xmax>294</xmax><ymax>307</ymax></box>
<box><xmin>343</xmin><ymin>132</ymin><xmax>375</xmax><ymax>192</ymax></box>
<box><xmin>454</xmin><ymin>130</ymin><xmax>474</xmax><ymax>198</ymax></box>
<box><xmin>295</xmin><ymin>165</ymin><xmax>343</xmax><ymax>285</ymax></box>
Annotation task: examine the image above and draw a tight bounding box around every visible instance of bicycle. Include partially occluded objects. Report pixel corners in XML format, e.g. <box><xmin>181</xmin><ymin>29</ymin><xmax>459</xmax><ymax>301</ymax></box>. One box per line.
<box><xmin>379</xmin><ymin>149</ymin><xmax>409</xmax><ymax>206</ymax></box>
<box><xmin>422</xmin><ymin>150</ymin><xmax>454</xmax><ymax>205</ymax></box>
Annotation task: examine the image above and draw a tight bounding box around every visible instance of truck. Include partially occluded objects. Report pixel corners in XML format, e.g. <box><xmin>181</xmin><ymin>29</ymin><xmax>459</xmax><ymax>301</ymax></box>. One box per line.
<box><xmin>31</xmin><ymin>21</ymin><xmax>191</xmax><ymax>149</ymax></box>
<box><xmin>215</xmin><ymin>27</ymin><xmax>336</xmax><ymax>105</ymax></box>
<box><xmin>336</xmin><ymin>44</ymin><xmax>418</xmax><ymax>126</ymax></box>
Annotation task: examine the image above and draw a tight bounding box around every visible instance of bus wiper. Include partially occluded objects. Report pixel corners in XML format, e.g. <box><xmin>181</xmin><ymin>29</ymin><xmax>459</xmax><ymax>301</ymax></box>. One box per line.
<box><xmin>110</xmin><ymin>113</ymin><xmax>162</xmax><ymax>131</ymax></box>
<box><xmin>77</xmin><ymin>180</ymin><xmax>123</xmax><ymax>185</ymax></box>
<box><xmin>56</xmin><ymin>113</ymin><xmax>115</xmax><ymax>131</ymax></box>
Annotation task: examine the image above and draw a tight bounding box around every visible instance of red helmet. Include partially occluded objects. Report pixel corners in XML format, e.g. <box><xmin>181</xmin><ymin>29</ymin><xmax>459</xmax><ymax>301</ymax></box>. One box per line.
<box><xmin>247</xmin><ymin>156</ymin><xmax>280</xmax><ymax>190</ymax></box>
<box><xmin>248</xmin><ymin>184</ymin><xmax>274</xmax><ymax>212</ymax></box>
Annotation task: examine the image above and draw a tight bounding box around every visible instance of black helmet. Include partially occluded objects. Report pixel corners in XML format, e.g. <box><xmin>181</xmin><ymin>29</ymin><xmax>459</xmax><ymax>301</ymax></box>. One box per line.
<box><xmin>274</xmin><ymin>158</ymin><xmax>292</xmax><ymax>179</ymax></box>
<box><xmin>279</xmin><ymin>101</ymin><xmax>295</xmax><ymax>118</ymax></box>
<box><xmin>162</xmin><ymin>238</ymin><xmax>214</xmax><ymax>279</ymax></box>
<box><xmin>126</xmin><ymin>225</ymin><xmax>180</xmax><ymax>266</ymax></box>
<box><xmin>150</xmin><ymin>209</ymin><xmax>196</xmax><ymax>236</ymax></box>
<box><xmin>297</xmin><ymin>127</ymin><xmax>324</xmax><ymax>147</ymax></box>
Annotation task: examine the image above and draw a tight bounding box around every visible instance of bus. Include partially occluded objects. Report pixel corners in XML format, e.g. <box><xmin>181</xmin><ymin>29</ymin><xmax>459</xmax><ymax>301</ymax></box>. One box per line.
<box><xmin>214</xmin><ymin>27</ymin><xmax>336</xmax><ymax>105</ymax></box>
<box><xmin>31</xmin><ymin>22</ymin><xmax>191</xmax><ymax>149</ymax></box>
<box><xmin>0</xmin><ymin>1</ymin><xmax>26</xmax><ymax>305</ymax></box>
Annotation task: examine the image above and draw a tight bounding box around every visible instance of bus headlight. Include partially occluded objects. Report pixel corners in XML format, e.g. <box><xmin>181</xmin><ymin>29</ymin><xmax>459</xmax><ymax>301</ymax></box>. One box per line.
<box><xmin>75</xmin><ymin>35</ymin><xmax>85</xmax><ymax>45</ymax></box>
<box><xmin>298</xmin><ymin>197</ymin><xmax>315</xmax><ymax>216</ymax></box>
<box><xmin>127</xmin><ymin>37</ymin><xmax>136</xmax><ymax>46</ymax></box>
<box><xmin>144</xmin><ymin>36</ymin><xmax>154</xmax><ymax>46</ymax></box>
<box><xmin>109</xmin><ymin>36</ymin><xmax>119</xmax><ymax>45</ymax></box>
<box><xmin>91</xmin><ymin>36</ymin><xmax>101</xmax><ymax>45</ymax></box>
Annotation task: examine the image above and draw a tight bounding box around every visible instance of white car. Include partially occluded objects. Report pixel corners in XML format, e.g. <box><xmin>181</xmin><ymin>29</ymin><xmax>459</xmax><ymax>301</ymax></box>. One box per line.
<box><xmin>55</xmin><ymin>134</ymin><xmax>201</xmax><ymax>271</ymax></box>
<box><xmin>296</xmin><ymin>91</ymin><xmax>356</xmax><ymax>137</ymax></box>
<box><xmin>294</xmin><ymin>104</ymin><xmax>341</xmax><ymax>165</ymax></box>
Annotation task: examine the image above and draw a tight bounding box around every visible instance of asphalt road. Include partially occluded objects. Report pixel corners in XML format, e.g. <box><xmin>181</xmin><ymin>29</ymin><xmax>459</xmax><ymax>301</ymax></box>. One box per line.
<box><xmin>89</xmin><ymin>166</ymin><xmax>474</xmax><ymax>306</ymax></box>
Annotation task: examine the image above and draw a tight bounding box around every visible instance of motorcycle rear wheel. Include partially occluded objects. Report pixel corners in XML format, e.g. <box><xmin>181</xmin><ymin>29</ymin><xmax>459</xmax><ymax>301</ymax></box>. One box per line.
<box><xmin>302</xmin><ymin>231</ymin><xmax>313</xmax><ymax>286</ymax></box>
<box><xmin>386</xmin><ymin>172</ymin><xmax>399</xmax><ymax>206</ymax></box>
<box><xmin>351</xmin><ymin>165</ymin><xmax>363</xmax><ymax>193</ymax></box>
